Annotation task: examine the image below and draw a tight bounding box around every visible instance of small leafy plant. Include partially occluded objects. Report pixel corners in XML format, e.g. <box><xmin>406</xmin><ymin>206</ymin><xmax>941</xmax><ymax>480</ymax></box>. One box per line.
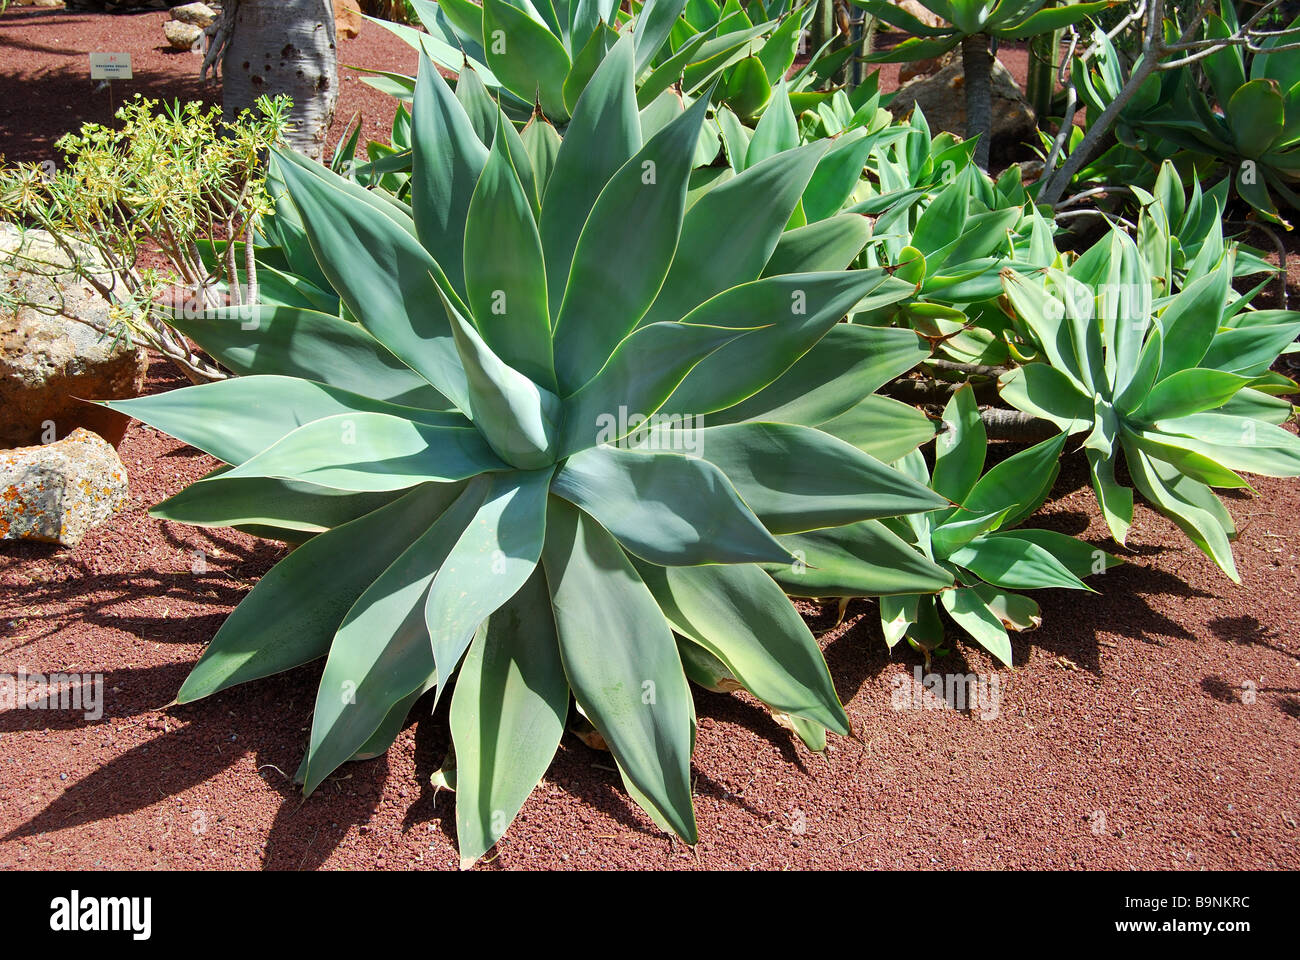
<box><xmin>108</xmin><ymin>39</ymin><xmax>951</xmax><ymax>866</ymax></box>
<box><xmin>0</xmin><ymin>95</ymin><xmax>291</xmax><ymax>381</ymax></box>
<box><xmin>880</xmin><ymin>386</ymin><xmax>1118</xmax><ymax>667</ymax></box>
<box><xmin>997</xmin><ymin>228</ymin><xmax>1300</xmax><ymax>580</ymax></box>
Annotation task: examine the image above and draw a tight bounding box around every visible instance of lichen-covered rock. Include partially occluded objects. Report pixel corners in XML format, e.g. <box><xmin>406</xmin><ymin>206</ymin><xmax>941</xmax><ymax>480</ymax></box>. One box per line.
<box><xmin>0</xmin><ymin>429</ymin><xmax>128</xmax><ymax>547</ymax></box>
<box><xmin>887</xmin><ymin>57</ymin><xmax>1036</xmax><ymax>153</ymax></box>
<box><xmin>169</xmin><ymin>2</ymin><xmax>216</xmax><ymax>27</ymax></box>
<box><xmin>1</xmin><ymin>223</ymin><xmax>148</xmax><ymax>449</ymax></box>
<box><xmin>163</xmin><ymin>18</ymin><xmax>204</xmax><ymax>49</ymax></box>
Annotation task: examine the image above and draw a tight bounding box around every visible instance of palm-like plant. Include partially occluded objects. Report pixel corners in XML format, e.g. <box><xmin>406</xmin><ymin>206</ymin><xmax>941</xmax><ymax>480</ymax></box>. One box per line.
<box><xmin>106</xmin><ymin>38</ymin><xmax>952</xmax><ymax>866</ymax></box>
<box><xmin>854</xmin><ymin>0</ymin><xmax>1116</xmax><ymax>169</ymax></box>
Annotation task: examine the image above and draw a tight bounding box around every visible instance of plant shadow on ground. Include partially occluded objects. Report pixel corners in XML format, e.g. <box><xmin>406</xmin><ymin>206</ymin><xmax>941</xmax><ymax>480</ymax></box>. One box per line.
<box><xmin>0</xmin><ymin>523</ymin><xmax>282</xmax><ymax>652</ymax></box>
<box><xmin>3</xmin><ymin>637</ymin><xmax>819</xmax><ymax>871</ymax></box>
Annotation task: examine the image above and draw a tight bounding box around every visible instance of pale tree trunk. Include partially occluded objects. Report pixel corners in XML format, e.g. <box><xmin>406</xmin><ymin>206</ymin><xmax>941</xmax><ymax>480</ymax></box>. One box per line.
<box><xmin>220</xmin><ymin>0</ymin><xmax>339</xmax><ymax>160</ymax></box>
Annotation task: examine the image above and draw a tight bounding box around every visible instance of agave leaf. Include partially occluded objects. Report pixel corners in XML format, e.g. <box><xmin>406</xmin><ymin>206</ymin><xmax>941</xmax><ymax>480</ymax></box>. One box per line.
<box><xmin>175</xmin><ymin>483</ymin><xmax>466</xmax><ymax>704</ymax></box>
<box><xmin>932</xmin><ymin>384</ymin><xmax>986</xmax><ymax>508</ymax></box>
<box><xmin>541</xmin><ymin>499</ymin><xmax>698</xmax><ymax>843</ymax></box>
<box><xmin>271</xmin><ymin>148</ymin><xmax>472</xmax><ymax>412</ymax></box>
<box><xmin>304</xmin><ymin>479</ymin><xmax>495</xmax><ymax>794</ymax></box>
<box><xmin>441</xmin><ymin>291</ymin><xmax>562</xmax><ymax>470</ymax></box>
<box><xmin>1123</xmin><ymin>441</ymin><xmax>1239</xmax><ymax>581</ymax></box>
<box><xmin>552</xmin><ymin>444</ymin><xmax>792</xmax><ymax>565</ymax></box>
<box><xmin>959</xmin><ymin>431</ymin><xmax>1066</xmax><ymax>529</ymax></box>
<box><xmin>948</xmin><ymin>534</ymin><xmax>1093</xmax><ymax>593</ymax></box>
<box><xmin>519</xmin><ymin>115</ymin><xmax>564</xmax><ymax>195</ymax></box>
<box><xmin>880</xmin><ymin>593</ymin><xmax>918</xmax><ymax>648</ymax></box>
<box><xmin>746</xmin><ymin>77</ymin><xmax>797</xmax><ymax>166</ymax></box>
<box><xmin>635</xmin><ymin>0</ymin><xmax>690</xmax><ymax>74</ymax></box>
<box><xmin>426</xmin><ymin>468</ymin><xmax>554</xmax><ymax>704</ymax></box>
<box><xmin>558</xmin><ymin>320</ymin><xmax>754</xmax><ymax>456</ymax></box>
<box><xmin>1153</xmin><ymin>413</ymin><xmax>1300</xmax><ymax>477</ymax></box>
<box><xmin>1202</xmin><ymin>319</ymin><xmax>1300</xmax><ymax>377</ymax></box>
<box><xmin>998</xmin><ymin>363</ymin><xmax>1093</xmax><ymax>435</ymax></box>
<box><xmin>762</xmin><ymin>214</ymin><xmax>873</xmax><ymax>276</ymax></box>
<box><xmin>150</xmin><ymin>472</ymin><xmax>399</xmax><ymax>534</ymax></box>
<box><xmin>220</xmin><ymin>413</ymin><xmax>508</xmax><ymax>491</ymax></box>
<box><xmin>539</xmin><ymin>34</ymin><xmax>641</xmax><ymax>316</ymax></box>
<box><xmin>1137</xmin><ymin>369</ymin><xmax>1254</xmax><ymax>423</ymax></box>
<box><xmin>817</xmin><ymin>395</ymin><xmax>938</xmax><ymax>463</ymax></box>
<box><xmin>674</xmin><ymin>421</ymin><xmax>948</xmax><ymax>533</ymax></box>
<box><xmin>552</xmin><ymin>89</ymin><xmax>710</xmax><ymax>390</ymax></box>
<box><xmin>564</xmin><ymin>22</ymin><xmax>619</xmax><ymax>114</ymax></box>
<box><xmin>104</xmin><ymin>376</ymin><xmax>466</xmax><ymax>467</ymax></box>
<box><xmin>1155</xmin><ymin>267</ymin><xmax>1230</xmax><ymax>380</ymax></box>
<box><xmin>463</xmin><ymin>120</ymin><xmax>555</xmax><ymax>390</ymax></box>
<box><xmin>635</xmin><ymin>561</ymin><xmax>850</xmax><ymax>733</ymax></box>
<box><xmin>639</xmin><ymin>141</ymin><xmax>831</xmax><ymax>328</ymax></box>
<box><xmin>1227</xmin><ymin>79</ymin><xmax>1285</xmax><ymax>158</ymax></box>
<box><xmin>710</xmin><ymin>325</ymin><xmax>929</xmax><ymax>428</ymax></box>
<box><xmin>667</xmin><ymin>271</ymin><xmax>915</xmax><ymax>415</ymax></box>
<box><xmin>941</xmin><ymin>587</ymin><xmax>1012</xmax><ymax>667</ymax></box>
<box><xmin>450</xmin><ymin>570</ymin><xmax>569</xmax><ymax>869</ymax></box>
<box><xmin>483</xmin><ymin>0</ymin><xmax>572</xmax><ymax>121</ymax></box>
<box><xmin>971</xmin><ymin>583</ymin><xmax>1041</xmax><ymax>633</ymax></box>
<box><xmin>164</xmin><ymin>305</ymin><xmax>448</xmax><ymax>409</ymax></box>
<box><xmin>411</xmin><ymin>54</ymin><xmax>489</xmax><ymax>301</ymax></box>
<box><xmin>768</xmin><ymin>520</ymin><xmax>953</xmax><ymax>598</ymax></box>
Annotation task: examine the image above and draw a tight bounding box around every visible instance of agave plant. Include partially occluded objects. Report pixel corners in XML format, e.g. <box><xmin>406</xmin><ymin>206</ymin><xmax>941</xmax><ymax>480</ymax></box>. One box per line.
<box><xmin>859</xmin><ymin>162</ymin><xmax>1054</xmax><ymax>358</ymax></box>
<box><xmin>996</xmin><ymin>228</ymin><xmax>1300</xmax><ymax>581</ymax></box>
<box><xmin>1131</xmin><ymin>160</ymin><xmax>1274</xmax><ymax>293</ymax></box>
<box><xmin>364</xmin><ymin>0</ymin><xmax>808</xmax><ymax>125</ymax></box>
<box><xmin>879</xmin><ymin>386</ymin><xmax>1118</xmax><ymax>667</ymax></box>
<box><xmin>854</xmin><ymin>0</ymin><xmax>1116</xmax><ymax>168</ymax></box>
<box><xmin>1139</xmin><ymin>2</ymin><xmax>1300</xmax><ymax>226</ymax></box>
<box><xmin>106</xmin><ymin>39</ymin><xmax>950</xmax><ymax>866</ymax></box>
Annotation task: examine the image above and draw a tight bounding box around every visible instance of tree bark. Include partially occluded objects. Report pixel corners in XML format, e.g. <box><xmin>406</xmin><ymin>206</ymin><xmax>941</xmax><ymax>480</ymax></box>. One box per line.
<box><xmin>961</xmin><ymin>33</ymin><xmax>993</xmax><ymax>171</ymax></box>
<box><xmin>980</xmin><ymin>408</ymin><xmax>1058</xmax><ymax>443</ymax></box>
<box><xmin>222</xmin><ymin>0</ymin><xmax>338</xmax><ymax>160</ymax></box>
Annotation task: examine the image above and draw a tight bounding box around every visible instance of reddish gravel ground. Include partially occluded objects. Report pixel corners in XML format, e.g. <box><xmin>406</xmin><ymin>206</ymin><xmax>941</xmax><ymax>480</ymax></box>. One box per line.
<box><xmin>2</xmin><ymin>8</ymin><xmax>1299</xmax><ymax>871</ymax></box>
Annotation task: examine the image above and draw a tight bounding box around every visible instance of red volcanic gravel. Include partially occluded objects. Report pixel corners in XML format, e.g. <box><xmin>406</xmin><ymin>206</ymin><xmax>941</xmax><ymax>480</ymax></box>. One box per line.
<box><xmin>2</xmin><ymin>7</ymin><xmax>1299</xmax><ymax>872</ymax></box>
<box><xmin>0</xmin><ymin>5</ymin><xmax>417</xmax><ymax>165</ymax></box>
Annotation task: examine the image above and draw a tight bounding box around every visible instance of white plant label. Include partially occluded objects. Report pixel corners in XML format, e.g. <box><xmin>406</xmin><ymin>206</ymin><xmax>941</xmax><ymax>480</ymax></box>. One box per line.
<box><xmin>89</xmin><ymin>52</ymin><xmax>133</xmax><ymax>80</ymax></box>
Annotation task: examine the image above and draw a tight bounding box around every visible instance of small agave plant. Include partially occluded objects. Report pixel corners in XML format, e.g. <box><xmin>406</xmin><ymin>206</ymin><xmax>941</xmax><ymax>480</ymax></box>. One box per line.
<box><xmin>997</xmin><ymin>228</ymin><xmax>1300</xmax><ymax>581</ymax></box>
<box><xmin>880</xmin><ymin>386</ymin><xmax>1119</xmax><ymax>667</ymax></box>
<box><xmin>108</xmin><ymin>38</ymin><xmax>951</xmax><ymax>866</ymax></box>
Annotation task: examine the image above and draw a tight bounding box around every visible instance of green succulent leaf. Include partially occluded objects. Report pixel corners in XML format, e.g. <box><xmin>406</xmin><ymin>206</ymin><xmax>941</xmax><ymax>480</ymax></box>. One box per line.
<box><xmin>411</xmin><ymin>54</ymin><xmax>489</xmax><ymax>301</ymax></box>
<box><xmin>163</xmin><ymin>305</ymin><xmax>450</xmax><ymax>409</ymax></box>
<box><xmin>767</xmin><ymin>520</ymin><xmax>954</xmax><ymax>598</ymax></box>
<box><xmin>482</xmin><ymin>0</ymin><xmax>573</xmax><ymax>121</ymax></box>
<box><xmin>303</xmin><ymin>479</ymin><xmax>495</xmax><ymax>795</ymax></box>
<box><xmin>941</xmin><ymin>587</ymin><xmax>1013</xmax><ymax>667</ymax></box>
<box><xmin>541</xmin><ymin>498</ymin><xmax>698</xmax><ymax>843</ymax></box>
<box><xmin>676</xmin><ymin>421</ymin><xmax>949</xmax><ymax>533</ymax></box>
<box><xmin>463</xmin><ymin>115</ymin><xmax>555</xmax><ymax>391</ymax></box>
<box><xmin>450</xmin><ymin>570</ymin><xmax>569</xmax><ymax>869</ymax></box>
<box><xmin>637</xmin><ymin>560</ymin><xmax>850</xmax><ymax>734</ymax></box>
<box><xmin>175</xmin><ymin>483</ymin><xmax>466</xmax><ymax>704</ymax></box>
<box><xmin>552</xmin><ymin>444</ymin><xmax>792</xmax><ymax>565</ymax></box>
<box><xmin>552</xmin><ymin>90</ymin><xmax>710</xmax><ymax>391</ymax></box>
<box><xmin>220</xmin><ymin>413</ymin><xmax>509</xmax><ymax>491</ymax></box>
